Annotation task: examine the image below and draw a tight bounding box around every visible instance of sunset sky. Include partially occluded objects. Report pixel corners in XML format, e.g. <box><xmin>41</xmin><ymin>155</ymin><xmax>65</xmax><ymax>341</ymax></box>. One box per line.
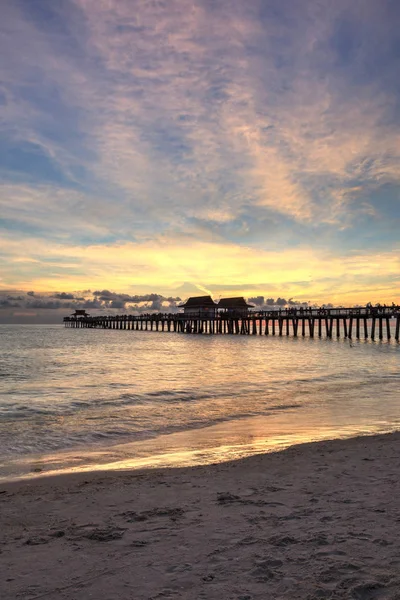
<box><xmin>1</xmin><ymin>0</ymin><xmax>400</xmax><ymax>320</ymax></box>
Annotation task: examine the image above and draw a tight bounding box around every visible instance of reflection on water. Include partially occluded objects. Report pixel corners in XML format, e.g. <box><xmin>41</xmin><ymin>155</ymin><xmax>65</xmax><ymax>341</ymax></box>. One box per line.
<box><xmin>2</xmin><ymin>412</ymin><xmax>398</xmax><ymax>481</ymax></box>
<box><xmin>0</xmin><ymin>324</ymin><xmax>399</xmax><ymax>480</ymax></box>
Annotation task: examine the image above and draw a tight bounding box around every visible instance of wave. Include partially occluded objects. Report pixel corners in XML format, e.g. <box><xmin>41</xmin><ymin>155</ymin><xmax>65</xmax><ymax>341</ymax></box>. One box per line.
<box><xmin>0</xmin><ymin>400</ymin><xmax>306</xmax><ymax>458</ymax></box>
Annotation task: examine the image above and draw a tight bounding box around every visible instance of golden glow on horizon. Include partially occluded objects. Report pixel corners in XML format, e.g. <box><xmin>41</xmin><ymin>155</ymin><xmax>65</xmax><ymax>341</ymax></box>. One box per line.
<box><xmin>0</xmin><ymin>236</ymin><xmax>399</xmax><ymax>305</ymax></box>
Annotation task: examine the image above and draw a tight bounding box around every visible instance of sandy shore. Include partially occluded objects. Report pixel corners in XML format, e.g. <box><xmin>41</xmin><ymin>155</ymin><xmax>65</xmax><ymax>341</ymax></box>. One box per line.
<box><xmin>1</xmin><ymin>432</ymin><xmax>400</xmax><ymax>600</ymax></box>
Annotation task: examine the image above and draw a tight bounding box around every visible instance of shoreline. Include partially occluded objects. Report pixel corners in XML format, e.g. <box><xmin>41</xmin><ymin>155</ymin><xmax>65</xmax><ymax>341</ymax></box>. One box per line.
<box><xmin>2</xmin><ymin>408</ymin><xmax>398</xmax><ymax>483</ymax></box>
<box><xmin>2</xmin><ymin>431</ymin><xmax>400</xmax><ymax>599</ymax></box>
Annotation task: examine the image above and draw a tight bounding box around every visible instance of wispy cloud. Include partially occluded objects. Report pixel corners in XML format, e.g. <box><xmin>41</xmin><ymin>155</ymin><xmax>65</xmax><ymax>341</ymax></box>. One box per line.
<box><xmin>1</xmin><ymin>0</ymin><xmax>399</xmax><ymax>306</ymax></box>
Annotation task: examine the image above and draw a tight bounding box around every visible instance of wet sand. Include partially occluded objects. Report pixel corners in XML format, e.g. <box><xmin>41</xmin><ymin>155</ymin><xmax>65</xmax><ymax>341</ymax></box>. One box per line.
<box><xmin>1</xmin><ymin>432</ymin><xmax>400</xmax><ymax>599</ymax></box>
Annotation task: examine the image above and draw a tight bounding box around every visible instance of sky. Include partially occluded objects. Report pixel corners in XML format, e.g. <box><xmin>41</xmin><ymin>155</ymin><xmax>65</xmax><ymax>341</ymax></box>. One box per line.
<box><xmin>1</xmin><ymin>0</ymin><xmax>400</xmax><ymax>322</ymax></box>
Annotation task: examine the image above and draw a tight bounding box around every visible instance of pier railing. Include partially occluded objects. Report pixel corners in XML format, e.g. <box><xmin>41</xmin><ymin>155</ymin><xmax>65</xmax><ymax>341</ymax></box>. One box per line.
<box><xmin>64</xmin><ymin>306</ymin><xmax>400</xmax><ymax>341</ymax></box>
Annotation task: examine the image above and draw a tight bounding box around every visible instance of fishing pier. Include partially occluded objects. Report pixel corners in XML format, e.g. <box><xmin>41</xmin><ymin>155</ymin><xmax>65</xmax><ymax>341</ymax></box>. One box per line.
<box><xmin>64</xmin><ymin>304</ymin><xmax>400</xmax><ymax>342</ymax></box>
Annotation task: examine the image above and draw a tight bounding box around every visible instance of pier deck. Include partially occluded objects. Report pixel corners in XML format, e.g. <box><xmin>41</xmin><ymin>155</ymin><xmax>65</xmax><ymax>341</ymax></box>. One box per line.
<box><xmin>64</xmin><ymin>307</ymin><xmax>400</xmax><ymax>341</ymax></box>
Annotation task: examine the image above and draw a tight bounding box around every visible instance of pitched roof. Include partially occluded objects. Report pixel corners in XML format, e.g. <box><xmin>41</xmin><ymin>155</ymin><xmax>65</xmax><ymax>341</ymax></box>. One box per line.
<box><xmin>217</xmin><ymin>297</ymin><xmax>254</xmax><ymax>309</ymax></box>
<box><xmin>71</xmin><ymin>309</ymin><xmax>89</xmax><ymax>315</ymax></box>
<box><xmin>178</xmin><ymin>295</ymin><xmax>217</xmax><ymax>308</ymax></box>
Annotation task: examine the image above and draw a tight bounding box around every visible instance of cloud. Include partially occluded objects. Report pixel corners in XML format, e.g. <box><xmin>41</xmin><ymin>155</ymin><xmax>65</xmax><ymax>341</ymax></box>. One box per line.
<box><xmin>0</xmin><ymin>0</ymin><xmax>399</xmax><ymax>307</ymax></box>
<box><xmin>248</xmin><ymin>296</ymin><xmax>264</xmax><ymax>306</ymax></box>
<box><xmin>92</xmin><ymin>290</ymin><xmax>181</xmax><ymax>310</ymax></box>
<box><xmin>276</xmin><ymin>298</ymin><xmax>287</xmax><ymax>307</ymax></box>
<box><xmin>26</xmin><ymin>299</ymin><xmax>70</xmax><ymax>310</ymax></box>
<box><xmin>52</xmin><ymin>292</ymin><xmax>75</xmax><ymax>299</ymax></box>
<box><xmin>0</xmin><ymin>288</ymin><xmax>183</xmax><ymax>321</ymax></box>
<box><xmin>4</xmin><ymin>0</ymin><xmax>399</xmax><ymax>229</ymax></box>
<box><xmin>0</xmin><ymin>295</ymin><xmax>23</xmax><ymax>308</ymax></box>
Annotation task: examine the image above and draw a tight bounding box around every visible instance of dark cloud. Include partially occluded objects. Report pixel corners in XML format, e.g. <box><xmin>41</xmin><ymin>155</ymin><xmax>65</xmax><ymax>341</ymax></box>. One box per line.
<box><xmin>93</xmin><ymin>290</ymin><xmax>115</xmax><ymax>300</ymax></box>
<box><xmin>92</xmin><ymin>290</ymin><xmax>181</xmax><ymax>309</ymax></box>
<box><xmin>110</xmin><ymin>299</ymin><xmax>125</xmax><ymax>309</ymax></box>
<box><xmin>0</xmin><ymin>295</ymin><xmax>23</xmax><ymax>308</ymax></box>
<box><xmin>149</xmin><ymin>298</ymin><xmax>163</xmax><ymax>311</ymax></box>
<box><xmin>276</xmin><ymin>298</ymin><xmax>287</xmax><ymax>306</ymax></box>
<box><xmin>27</xmin><ymin>299</ymin><xmax>70</xmax><ymax>310</ymax></box>
<box><xmin>248</xmin><ymin>296</ymin><xmax>264</xmax><ymax>306</ymax></box>
<box><xmin>0</xmin><ymin>290</ymin><xmax>182</xmax><ymax>320</ymax></box>
<box><xmin>0</xmin><ymin>289</ymin><xmax>182</xmax><ymax>316</ymax></box>
<box><xmin>247</xmin><ymin>296</ymin><xmax>310</xmax><ymax>309</ymax></box>
<box><xmin>80</xmin><ymin>299</ymin><xmax>103</xmax><ymax>309</ymax></box>
<box><xmin>288</xmin><ymin>298</ymin><xmax>302</xmax><ymax>306</ymax></box>
<box><xmin>52</xmin><ymin>292</ymin><xmax>75</xmax><ymax>300</ymax></box>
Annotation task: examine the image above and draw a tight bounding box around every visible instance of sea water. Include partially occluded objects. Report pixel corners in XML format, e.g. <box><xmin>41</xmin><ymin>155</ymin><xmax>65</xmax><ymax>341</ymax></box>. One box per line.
<box><xmin>0</xmin><ymin>324</ymin><xmax>399</xmax><ymax>480</ymax></box>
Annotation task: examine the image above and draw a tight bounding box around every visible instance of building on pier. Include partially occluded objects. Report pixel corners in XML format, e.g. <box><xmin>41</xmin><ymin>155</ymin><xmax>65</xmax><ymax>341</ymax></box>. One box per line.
<box><xmin>217</xmin><ymin>297</ymin><xmax>254</xmax><ymax>317</ymax></box>
<box><xmin>71</xmin><ymin>309</ymin><xmax>90</xmax><ymax>317</ymax></box>
<box><xmin>178</xmin><ymin>295</ymin><xmax>217</xmax><ymax>317</ymax></box>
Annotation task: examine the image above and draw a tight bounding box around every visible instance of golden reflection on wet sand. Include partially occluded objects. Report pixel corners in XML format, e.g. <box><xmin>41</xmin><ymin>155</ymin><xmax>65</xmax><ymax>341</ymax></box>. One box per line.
<box><xmin>4</xmin><ymin>408</ymin><xmax>398</xmax><ymax>481</ymax></box>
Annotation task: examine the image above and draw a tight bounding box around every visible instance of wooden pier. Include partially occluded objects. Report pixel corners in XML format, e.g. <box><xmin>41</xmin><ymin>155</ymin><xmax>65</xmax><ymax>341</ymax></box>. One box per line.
<box><xmin>64</xmin><ymin>307</ymin><xmax>400</xmax><ymax>342</ymax></box>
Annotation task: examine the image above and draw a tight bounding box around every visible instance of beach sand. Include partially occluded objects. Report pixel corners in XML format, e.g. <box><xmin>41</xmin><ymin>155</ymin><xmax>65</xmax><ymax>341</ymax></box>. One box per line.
<box><xmin>1</xmin><ymin>432</ymin><xmax>400</xmax><ymax>600</ymax></box>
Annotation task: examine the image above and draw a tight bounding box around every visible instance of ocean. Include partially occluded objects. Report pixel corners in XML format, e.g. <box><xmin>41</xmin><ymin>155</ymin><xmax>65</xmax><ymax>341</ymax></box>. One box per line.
<box><xmin>0</xmin><ymin>323</ymin><xmax>399</xmax><ymax>481</ymax></box>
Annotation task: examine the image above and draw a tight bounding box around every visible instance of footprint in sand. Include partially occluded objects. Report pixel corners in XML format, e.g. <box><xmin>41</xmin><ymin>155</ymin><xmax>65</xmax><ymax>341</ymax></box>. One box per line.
<box><xmin>120</xmin><ymin>507</ymin><xmax>185</xmax><ymax>522</ymax></box>
<box><xmin>68</xmin><ymin>524</ymin><xmax>126</xmax><ymax>542</ymax></box>
<box><xmin>166</xmin><ymin>563</ymin><xmax>193</xmax><ymax>573</ymax></box>
<box><xmin>268</xmin><ymin>534</ymin><xmax>299</xmax><ymax>547</ymax></box>
<box><xmin>24</xmin><ymin>537</ymin><xmax>50</xmax><ymax>546</ymax></box>
<box><xmin>131</xmin><ymin>539</ymin><xmax>149</xmax><ymax>547</ymax></box>
<box><xmin>351</xmin><ymin>581</ymin><xmax>387</xmax><ymax>599</ymax></box>
<box><xmin>250</xmin><ymin>558</ymin><xmax>282</xmax><ymax>582</ymax></box>
<box><xmin>217</xmin><ymin>492</ymin><xmax>285</xmax><ymax>507</ymax></box>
